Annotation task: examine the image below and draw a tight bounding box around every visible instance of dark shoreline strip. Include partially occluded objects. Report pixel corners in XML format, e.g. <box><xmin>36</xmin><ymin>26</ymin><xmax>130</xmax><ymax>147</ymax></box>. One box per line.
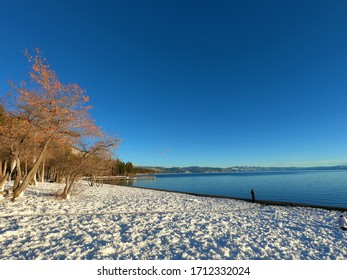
<box><xmin>117</xmin><ymin>183</ymin><xmax>347</xmax><ymax>212</ymax></box>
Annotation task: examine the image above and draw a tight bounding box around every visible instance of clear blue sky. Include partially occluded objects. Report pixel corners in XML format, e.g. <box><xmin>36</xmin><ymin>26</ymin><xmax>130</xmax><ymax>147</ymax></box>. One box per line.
<box><xmin>1</xmin><ymin>0</ymin><xmax>347</xmax><ymax>167</ymax></box>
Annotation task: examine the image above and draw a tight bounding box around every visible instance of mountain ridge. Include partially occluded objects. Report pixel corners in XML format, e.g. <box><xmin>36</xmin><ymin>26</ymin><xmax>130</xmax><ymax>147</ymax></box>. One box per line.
<box><xmin>138</xmin><ymin>165</ymin><xmax>347</xmax><ymax>174</ymax></box>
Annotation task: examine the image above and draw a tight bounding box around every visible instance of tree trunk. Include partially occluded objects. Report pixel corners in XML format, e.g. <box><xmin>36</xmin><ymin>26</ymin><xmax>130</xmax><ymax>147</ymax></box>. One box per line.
<box><xmin>61</xmin><ymin>176</ymin><xmax>70</xmax><ymax>199</ymax></box>
<box><xmin>88</xmin><ymin>174</ymin><xmax>94</xmax><ymax>186</ymax></box>
<box><xmin>12</xmin><ymin>138</ymin><xmax>51</xmax><ymax>199</ymax></box>
<box><xmin>37</xmin><ymin>159</ymin><xmax>45</xmax><ymax>183</ymax></box>
<box><xmin>56</xmin><ymin>171</ymin><xmax>65</xmax><ymax>183</ymax></box>
<box><xmin>62</xmin><ymin>175</ymin><xmax>74</xmax><ymax>199</ymax></box>
<box><xmin>2</xmin><ymin>161</ymin><xmax>8</xmax><ymax>178</ymax></box>
<box><xmin>30</xmin><ymin>176</ymin><xmax>37</xmax><ymax>186</ymax></box>
<box><xmin>12</xmin><ymin>158</ymin><xmax>22</xmax><ymax>190</ymax></box>
<box><xmin>61</xmin><ymin>172</ymin><xmax>79</xmax><ymax>199</ymax></box>
<box><xmin>9</xmin><ymin>158</ymin><xmax>16</xmax><ymax>179</ymax></box>
<box><xmin>31</xmin><ymin>156</ymin><xmax>37</xmax><ymax>183</ymax></box>
<box><xmin>52</xmin><ymin>170</ymin><xmax>57</xmax><ymax>182</ymax></box>
<box><xmin>24</xmin><ymin>161</ymin><xmax>28</xmax><ymax>177</ymax></box>
<box><xmin>0</xmin><ymin>172</ymin><xmax>9</xmax><ymax>192</ymax></box>
<box><xmin>37</xmin><ymin>168</ymin><xmax>42</xmax><ymax>182</ymax></box>
<box><xmin>0</xmin><ymin>160</ymin><xmax>3</xmax><ymax>179</ymax></box>
<box><xmin>47</xmin><ymin>165</ymin><xmax>53</xmax><ymax>182</ymax></box>
<box><xmin>41</xmin><ymin>159</ymin><xmax>45</xmax><ymax>182</ymax></box>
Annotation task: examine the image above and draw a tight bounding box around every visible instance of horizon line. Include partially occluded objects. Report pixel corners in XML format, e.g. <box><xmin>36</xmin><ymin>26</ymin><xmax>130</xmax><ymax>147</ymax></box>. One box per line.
<box><xmin>136</xmin><ymin>164</ymin><xmax>347</xmax><ymax>169</ymax></box>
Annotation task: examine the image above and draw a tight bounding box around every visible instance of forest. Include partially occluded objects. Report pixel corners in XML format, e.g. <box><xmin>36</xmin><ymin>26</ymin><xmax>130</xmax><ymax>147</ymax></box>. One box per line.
<box><xmin>111</xmin><ymin>159</ymin><xmax>156</xmax><ymax>176</ymax></box>
<box><xmin>0</xmin><ymin>49</ymin><xmax>152</xmax><ymax>201</ymax></box>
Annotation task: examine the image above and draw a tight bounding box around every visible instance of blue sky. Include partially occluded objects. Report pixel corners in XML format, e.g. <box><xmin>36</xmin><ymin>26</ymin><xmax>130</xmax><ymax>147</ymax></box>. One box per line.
<box><xmin>1</xmin><ymin>0</ymin><xmax>347</xmax><ymax>167</ymax></box>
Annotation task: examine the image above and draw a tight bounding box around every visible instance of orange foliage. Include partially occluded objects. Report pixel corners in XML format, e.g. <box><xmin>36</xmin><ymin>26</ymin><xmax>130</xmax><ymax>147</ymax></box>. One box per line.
<box><xmin>13</xmin><ymin>48</ymin><xmax>102</xmax><ymax>146</ymax></box>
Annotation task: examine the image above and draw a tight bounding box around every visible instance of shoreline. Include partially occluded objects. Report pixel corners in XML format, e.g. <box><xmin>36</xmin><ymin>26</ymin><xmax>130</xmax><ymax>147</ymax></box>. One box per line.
<box><xmin>1</xmin><ymin>181</ymin><xmax>346</xmax><ymax>260</ymax></box>
<box><xmin>117</xmin><ymin>183</ymin><xmax>347</xmax><ymax>212</ymax></box>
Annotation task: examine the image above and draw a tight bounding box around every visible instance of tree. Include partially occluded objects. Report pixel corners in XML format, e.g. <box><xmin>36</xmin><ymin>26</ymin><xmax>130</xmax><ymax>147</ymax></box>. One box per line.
<box><xmin>125</xmin><ymin>162</ymin><xmax>134</xmax><ymax>174</ymax></box>
<box><xmin>0</xmin><ymin>106</ymin><xmax>31</xmax><ymax>189</ymax></box>
<box><xmin>59</xmin><ymin>138</ymin><xmax>119</xmax><ymax>199</ymax></box>
<box><xmin>114</xmin><ymin>159</ymin><xmax>126</xmax><ymax>175</ymax></box>
<box><xmin>0</xmin><ymin>49</ymin><xmax>121</xmax><ymax>200</ymax></box>
<box><xmin>3</xmin><ymin>49</ymin><xmax>104</xmax><ymax>200</ymax></box>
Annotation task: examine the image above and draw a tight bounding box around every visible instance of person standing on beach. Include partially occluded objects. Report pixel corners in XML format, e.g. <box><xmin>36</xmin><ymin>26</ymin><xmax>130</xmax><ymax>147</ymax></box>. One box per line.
<box><xmin>251</xmin><ymin>189</ymin><xmax>255</xmax><ymax>203</ymax></box>
<box><xmin>338</xmin><ymin>215</ymin><xmax>347</xmax><ymax>231</ymax></box>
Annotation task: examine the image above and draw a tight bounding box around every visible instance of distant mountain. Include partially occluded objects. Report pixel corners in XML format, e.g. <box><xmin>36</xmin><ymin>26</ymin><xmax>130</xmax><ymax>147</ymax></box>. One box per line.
<box><xmin>140</xmin><ymin>165</ymin><xmax>347</xmax><ymax>174</ymax></box>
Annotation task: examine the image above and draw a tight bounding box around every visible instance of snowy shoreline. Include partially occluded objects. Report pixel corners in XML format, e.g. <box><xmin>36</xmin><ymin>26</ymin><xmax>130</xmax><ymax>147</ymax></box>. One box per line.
<box><xmin>0</xmin><ymin>181</ymin><xmax>346</xmax><ymax>260</ymax></box>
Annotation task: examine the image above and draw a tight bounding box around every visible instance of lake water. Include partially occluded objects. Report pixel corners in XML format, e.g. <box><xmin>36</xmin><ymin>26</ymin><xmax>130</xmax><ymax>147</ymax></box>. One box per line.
<box><xmin>114</xmin><ymin>170</ymin><xmax>347</xmax><ymax>209</ymax></box>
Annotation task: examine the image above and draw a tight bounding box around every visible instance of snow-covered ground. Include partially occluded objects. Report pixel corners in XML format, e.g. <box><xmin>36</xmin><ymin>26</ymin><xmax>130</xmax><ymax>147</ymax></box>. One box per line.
<box><xmin>0</xmin><ymin>181</ymin><xmax>346</xmax><ymax>260</ymax></box>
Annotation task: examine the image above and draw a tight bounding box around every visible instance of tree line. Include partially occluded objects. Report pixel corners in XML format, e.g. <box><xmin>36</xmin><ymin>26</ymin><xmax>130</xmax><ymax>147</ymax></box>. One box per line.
<box><xmin>111</xmin><ymin>159</ymin><xmax>156</xmax><ymax>176</ymax></box>
<box><xmin>0</xmin><ymin>49</ymin><xmax>126</xmax><ymax>200</ymax></box>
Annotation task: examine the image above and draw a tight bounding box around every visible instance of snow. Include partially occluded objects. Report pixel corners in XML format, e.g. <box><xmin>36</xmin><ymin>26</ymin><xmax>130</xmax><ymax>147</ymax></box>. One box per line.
<box><xmin>0</xmin><ymin>181</ymin><xmax>346</xmax><ymax>260</ymax></box>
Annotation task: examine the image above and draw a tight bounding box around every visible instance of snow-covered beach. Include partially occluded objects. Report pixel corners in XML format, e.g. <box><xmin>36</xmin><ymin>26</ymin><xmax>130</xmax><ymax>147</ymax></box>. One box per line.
<box><xmin>0</xmin><ymin>181</ymin><xmax>346</xmax><ymax>260</ymax></box>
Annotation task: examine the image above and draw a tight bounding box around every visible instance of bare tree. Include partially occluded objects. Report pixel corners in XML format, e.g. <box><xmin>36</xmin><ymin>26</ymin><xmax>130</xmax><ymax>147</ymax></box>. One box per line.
<box><xmin>59</xmin><ymin>138</ymin><xmax>119</xmax><ymax>199</ymax></box>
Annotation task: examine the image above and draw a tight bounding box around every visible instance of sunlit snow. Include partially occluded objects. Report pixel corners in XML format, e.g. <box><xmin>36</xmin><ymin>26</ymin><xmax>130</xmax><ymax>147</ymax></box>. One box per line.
<box><xmin>0</xmin><ymin>181</ymin><xmax>346</xmax><ymax>260</ymax></box>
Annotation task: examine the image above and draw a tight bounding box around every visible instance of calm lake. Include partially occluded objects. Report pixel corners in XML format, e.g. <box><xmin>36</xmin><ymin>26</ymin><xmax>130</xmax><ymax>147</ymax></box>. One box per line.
<box><xmin>113</xmin><ymin>170</ymin><xmax>347</xmax><ymax>209</ymax></box>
